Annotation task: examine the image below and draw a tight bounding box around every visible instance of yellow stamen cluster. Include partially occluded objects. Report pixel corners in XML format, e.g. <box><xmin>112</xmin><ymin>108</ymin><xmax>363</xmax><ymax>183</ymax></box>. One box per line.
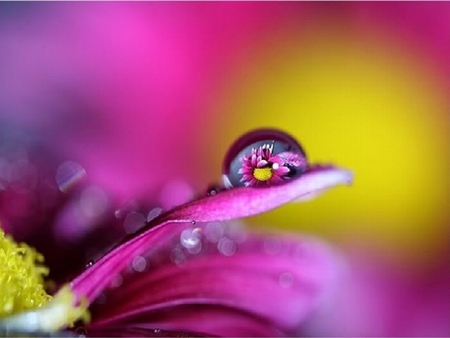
<box><xmin>0</xmin><ymin>228</ymin><xmax>51</xmax><ymax>317</ymax></box>
<box><xmin>0</xmin><ymin>228</ymin><xmax>90</xmax><ymax>332</ymax></box>
<box><xmin>253</xmin><ymin>167</ymin><xmax>273</xmax><ymax>182</ymax></box>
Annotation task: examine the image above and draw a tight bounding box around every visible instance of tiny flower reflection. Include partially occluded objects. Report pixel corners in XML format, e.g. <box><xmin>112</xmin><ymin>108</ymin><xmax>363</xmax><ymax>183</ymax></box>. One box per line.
<box><xmin>0</xmin><ymin>128</ymin><xmax>353</xmax><ymax>337</ymax></box>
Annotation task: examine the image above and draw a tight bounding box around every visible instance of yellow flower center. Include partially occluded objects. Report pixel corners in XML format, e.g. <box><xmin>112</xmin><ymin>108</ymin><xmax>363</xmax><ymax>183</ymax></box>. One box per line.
<box><xmin>0</xmin><ymin>229</ymin><xmax>51</xmax><ymax>317</ymax></box>
<box><xmin>253</xmin><ymin>167</ymin><xmax>273</xmax><ymax>181</ymax></box>
<box><xmin>0</xmin><ymin>228</ymin><xmax>90</xmax><ymax>332</ymax></box>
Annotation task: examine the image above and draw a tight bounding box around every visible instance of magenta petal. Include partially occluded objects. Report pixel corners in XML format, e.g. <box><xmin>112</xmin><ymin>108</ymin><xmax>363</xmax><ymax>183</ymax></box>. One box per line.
<box><xmin>162</xmin><ymin>165</ymin><xmax>352</xmax><ymax>223</ymax></box>
<box><xmin>71</xmin><ymin>164</ymin><xmax>350</xmax><ymax>314</ymax></box>
<box><xmin>85</xmin><ymin>222</ymin><xmax>339</xmax><ymax>336</ymax></box>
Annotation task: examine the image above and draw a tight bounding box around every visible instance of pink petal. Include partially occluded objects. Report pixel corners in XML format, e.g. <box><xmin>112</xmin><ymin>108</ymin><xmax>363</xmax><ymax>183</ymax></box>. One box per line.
<box><xmin>160</xmin><ymin>165</ymin><xmax>352</xmax><ymax>223</ymax></box>
<box><xmin>70</xmin><ymin>165</ymin><xmax>351</xmax><ymax>312</ymax></box>
<box><xmin>256</xmin><ymin>159</ymin><xmax>268</xmax><ymax>168</ymax></box>
<box><xmin>84</xmin><ymin>221</ymin><xmax>340</xmax><ymax>336</ymax></box>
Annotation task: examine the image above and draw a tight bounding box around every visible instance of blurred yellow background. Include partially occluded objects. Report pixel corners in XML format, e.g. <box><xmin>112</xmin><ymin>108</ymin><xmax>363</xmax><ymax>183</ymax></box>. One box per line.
<box><xmin>204</xmin><ymin>22</ymin><xmax>449</xmax><ymax>266</ymax></box>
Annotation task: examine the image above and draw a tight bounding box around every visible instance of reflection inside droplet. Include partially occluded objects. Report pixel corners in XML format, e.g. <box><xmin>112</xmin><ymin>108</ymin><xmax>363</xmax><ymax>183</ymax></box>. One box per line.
<box><xmin>55</xmin><ymin>161</ymin><xmax>86</xmax><ymax>193</ymax></box>
<box><xmin>222</xmin><ymin>128</ymin><xmax>308</xmax><ymax>188</ymax></box>
<box><xmin>180</xmin><ymin>228</ymin><xmax>202</xmax><ymax>251</ymax></box>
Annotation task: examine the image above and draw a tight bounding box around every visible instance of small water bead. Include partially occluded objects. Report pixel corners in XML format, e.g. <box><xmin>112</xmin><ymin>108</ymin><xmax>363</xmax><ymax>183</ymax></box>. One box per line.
<box><xmin>217</xmin><ymin>237</ymin><xmax>237</xmax><ymax>257</ymax></box>
<box><xmin>147</xmin><ymin>207</ymin><xmax>163</xmax><ymax>222</ymax></box>
<box><xmin>84</xmin><ymin>260</ymin><xmax>94</xmax><ymax>269</ymax></box>
<box><xmin>206</xmin><ymin>184</ymin><xmax>223</xmax><ymax>196</ymax></box>
<box><xmin>279</xmin><ymin>272</ymin><xmax>295</xmax><ymax>288</ymax></box>
<box><xmin>132</xmin><ymin>256</ymin><xmax>148</xmax><ymax>272</ymax></box>
<box><xmin>55</xmin><ymin>161</ymin><xmax>86</xmax><ymax>193</ymax></box>
<box><xmin>180</xmin><ymin>228</ymin><xmax>202</xmax><ymax>250</ymax></box>
<box><xmin>179</xmin><ymin>227</ymin><xmax>203</xmax><ymax>254</ymax></box>
<box><xmin>222</xmin><ymin>128</ymin><xmax>308</xmax><ymax>188</ymax></box>
<box><xmin>123</xmin><ymin>211</ymin><xmax>146</xmax><ymax>234</ymax></box>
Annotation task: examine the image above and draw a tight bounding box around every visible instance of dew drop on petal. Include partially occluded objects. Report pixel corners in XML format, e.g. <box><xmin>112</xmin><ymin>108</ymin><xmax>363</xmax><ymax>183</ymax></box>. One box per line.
<box><xmin>180</xmin><ymin>228</ymin><xmax>202</xmax><ymax>250</ymax></box>
<box><xmin>147</xmin><ymin>207</ymin><xmax>163</xmax><ymax>222</ymax></box>
<box><xmin>217</xmin><ymin>237</ymin><xmax>237</xmax><ymax>257</ymax></box>
<box><xmin>132</xmin><ymin>255</ymin><xmax>148</xmax><ymax>272</ymax></box>
<box><xmin>206</xmin><ymin>184</ymin><xmax>223</xmax><ymax>196</ymax></box>
<box><xmin>55</xmin><ymin>161</ymin><xmax>86</xmax><ymax>193</ymax></box>
<box><xmin>222</xmin><ymin>128</ymin><xmax>308</xmax><ymax>188</ymax></box>
<box><xmin>85</xmin><ymin>259</ymin><xmax>94</xmax><ymax>269</ymax></box>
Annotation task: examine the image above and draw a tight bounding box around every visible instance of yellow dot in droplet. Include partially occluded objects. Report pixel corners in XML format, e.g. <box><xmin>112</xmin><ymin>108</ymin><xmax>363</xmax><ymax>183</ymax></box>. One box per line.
<box><xmin>253</xmin><ymin>167</ymin><xmax>273</xmax><ymax>181</ymax></box>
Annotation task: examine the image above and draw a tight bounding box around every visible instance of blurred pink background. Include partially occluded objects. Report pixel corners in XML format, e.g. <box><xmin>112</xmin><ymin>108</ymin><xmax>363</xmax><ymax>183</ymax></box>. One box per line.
<box><xmin>0</xmin><ymin>2</ymin><xmax>448</xmax><ymax>336</ymax></box>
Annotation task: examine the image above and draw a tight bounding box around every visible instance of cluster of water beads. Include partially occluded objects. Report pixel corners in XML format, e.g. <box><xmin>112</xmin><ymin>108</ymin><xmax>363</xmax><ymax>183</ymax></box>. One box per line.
<box><xmin>89</xmin><ymin>129</ymin><xmax>309</xmax><ymax>299</ymax></box>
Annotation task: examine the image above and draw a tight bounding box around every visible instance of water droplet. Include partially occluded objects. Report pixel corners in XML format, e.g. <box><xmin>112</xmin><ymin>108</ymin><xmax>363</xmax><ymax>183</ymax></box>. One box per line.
<box><xmin>180</xmin><ymin>228</ymin><xmax>202</xmax><ymax>253</ymax></box>
<box><xmin>132</xmin><ymin>256</ymin><xmax>148</xmax><ymax>272</ymax></box>
<box><xmin>206</xmin><ymin>184</ymin><xmax>222</xmax><ymax>196</ymax></box>
<box><xmin>147</xmin><ymin>207</ymin><xmax>163</xmax><ymax>222</ymax></box>
<box><xmin>55</xmin><ymin>161</ymin><xmax>86</xmax><ymax>193</ymax></box>
<box><xmin>123</xmin><ymin>211</ymin><xmax>146</xmax><ymax>234</ymax></box>
<box><xmin>153</xmin><ymin>329</ymin><xmax>161</xmax><ymax>334</ymax></box>
<box><xmin>222</xmin><ymin>128</ymin><xmax>308</xmax><ymax>188</ymax></box>
<box><xmin>85</xmin><ymin>260</ymin><xmax>94</xmax><ymax>269</ymax></box>
<box><xmin>279</xmin><ymin>272</ymin><xmax>294</xmax><ymax>288</ymax></box>
<box><xmin>191</xmin><ymin>220</ymin><xmax>196</xmax><ymax>225</ymax></box>
<box><xmin>217</xmin><ymin>237</ymin><xmax>236</xmax><ymax>257</ymax></box>
<box><xmin>204</xmin><ymin>221</ymin><xmax>225</xmax><ymax>243</ymax></box>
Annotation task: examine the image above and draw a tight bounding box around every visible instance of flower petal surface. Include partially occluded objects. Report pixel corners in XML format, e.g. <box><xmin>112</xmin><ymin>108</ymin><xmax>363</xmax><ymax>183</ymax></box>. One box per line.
<box><xmin>70</xmin><ymin>165</ymin><xmax>351</xmax><ymax>304</ymax></box>
<box><xmin>162</xmin><ymin>165</ymin><xmax>353</xmax><ymax>222</ymax></box>
<box><xmin>84</xmin><ymin>221</ymin><xmax>340</xmax><ymax>336</ymax></box>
